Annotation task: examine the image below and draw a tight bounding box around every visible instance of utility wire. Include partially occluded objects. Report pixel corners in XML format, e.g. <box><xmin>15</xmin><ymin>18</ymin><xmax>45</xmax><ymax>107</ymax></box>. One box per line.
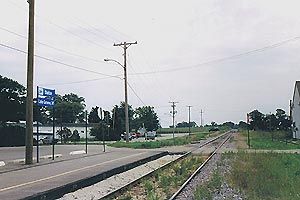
<box><xmin>129</xmin><ymin>36</ymin><xmax>300</xmax><ymax>75</ymax></box>
<box><xmin>7</xmin><ymin>0</ymin><xmax>112</xmax><ymax>52</ymax></box>
<box><xmin>0</xmin><ymin>27</ymin><xmax>106</xmax><ymax>64</ymax></box>
<box><xmin>127</xmin><ymin>82</ymin><xmax>146</xmax><ymax>105</ymax></box>
<box><xmin>0</xmin><ymin>42</ymin><xmax>122</xmax><ymax>79</ymax></box>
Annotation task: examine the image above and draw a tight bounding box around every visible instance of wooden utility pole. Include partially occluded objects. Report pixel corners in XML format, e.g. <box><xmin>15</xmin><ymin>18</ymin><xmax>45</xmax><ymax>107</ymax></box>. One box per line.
<box><xmin>25</xmin><ymin>0</ymin><xmax>35</xmax><ymax>165</ymax></box>
<box><xmin>187</xmin><ymin>106</ymin><xmax>192</xmax><ymax>135</ymax></box>
<box><xmin>169</xmin><ymin>101</ymin><xmax>178</xmax><ymax>144</ymax></box>
<box><xmin>113</xmin><ymin>41</ymin><xmax>137</xmax><ymax>143</ymax></box>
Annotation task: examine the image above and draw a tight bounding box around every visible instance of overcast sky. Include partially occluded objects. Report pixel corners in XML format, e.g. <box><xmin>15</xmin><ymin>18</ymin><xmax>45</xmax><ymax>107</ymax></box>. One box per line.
<box><xmin>1</xmin><ymin>0</ymin><xmax>300</xmax><ymax>127</ymax></box>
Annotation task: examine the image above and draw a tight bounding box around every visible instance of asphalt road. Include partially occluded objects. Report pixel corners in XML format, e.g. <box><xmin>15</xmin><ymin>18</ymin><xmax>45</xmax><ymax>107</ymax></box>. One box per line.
<box><xmin>0</xmin><ymin>145</ymin><xmax>104</xmax><ymax>163</ymax></box>
<box><xmin>0</xmin><ymin>133</ymin><xmax>189</xmax><ymax>163</ymax></box>
<box><xmin>0</xmin><ymin>149</ymin><xmax>166</xmax><ymax>200</ymax></box>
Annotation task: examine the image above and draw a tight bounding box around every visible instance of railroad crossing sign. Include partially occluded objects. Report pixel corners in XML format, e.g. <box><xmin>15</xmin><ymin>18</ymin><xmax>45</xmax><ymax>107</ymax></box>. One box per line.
<box><xmin>37</xmin><ymin>87</ymin><xmax>55</xmax><ymax>107</ymax></box>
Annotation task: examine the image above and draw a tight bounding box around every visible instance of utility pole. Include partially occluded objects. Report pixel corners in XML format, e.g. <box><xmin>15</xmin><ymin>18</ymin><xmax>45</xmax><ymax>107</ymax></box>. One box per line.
<box><xmin>113</xmin><ymin>41</ymin><xmax>137</xmax><ymax>143</ymax></box>
<box><xmin>200</xmin><ymin>109</ymin><xmax>204</xmax><ymax>127</ymax></box>
<box><xmin>169</xmin><ymin>101</ymin><xmax>178</xmax><ymax>144</ymax></box>
<box><xmin>25</xmin><ymin>0</ymin><xmax>35</xmax><ymax>165</ymax></box>
<box><xmin>187</xmin><ymin>106</ymin><xmax>192</xmax><ymax>136</ymax></box>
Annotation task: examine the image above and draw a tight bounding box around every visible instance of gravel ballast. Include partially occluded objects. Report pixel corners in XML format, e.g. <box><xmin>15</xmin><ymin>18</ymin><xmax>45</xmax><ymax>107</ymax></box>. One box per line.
<box><xmin>58</xmin><ymin>154</ymin><xmax>182</xmax><ymax>200</ymax></box>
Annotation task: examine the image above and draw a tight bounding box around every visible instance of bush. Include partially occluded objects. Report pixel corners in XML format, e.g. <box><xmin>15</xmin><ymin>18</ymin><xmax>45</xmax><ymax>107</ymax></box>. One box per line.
<box><xmin>0</xmin><ymin>124</ymin><xmax>26</xmax><ymax>147</ymax></box>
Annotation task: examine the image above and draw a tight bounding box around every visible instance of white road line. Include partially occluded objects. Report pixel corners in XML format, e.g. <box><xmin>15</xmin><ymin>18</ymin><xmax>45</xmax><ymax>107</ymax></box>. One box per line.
<box><xmin>0</xmin><ymin>152</ymin><xmax>146</xmax><ymax>192</ymax></box>
<box><xmin>70</xmin><ymin>150</ymin><xmax>86</xmax><ymax>155</ymax></box>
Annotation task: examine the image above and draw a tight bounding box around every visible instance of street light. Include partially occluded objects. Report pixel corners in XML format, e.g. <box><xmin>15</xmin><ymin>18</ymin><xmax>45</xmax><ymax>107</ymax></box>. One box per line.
<box><xmin>104</xmin><ymin>58</ymin><xmax>130</xmax><ymax>143</ymax></box>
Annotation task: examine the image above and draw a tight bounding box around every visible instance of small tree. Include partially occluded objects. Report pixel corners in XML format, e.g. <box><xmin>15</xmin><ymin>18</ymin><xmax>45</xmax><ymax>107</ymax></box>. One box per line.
<box><xmin>57</xmin><ymin>127</ymin><xmax>72</xmax><ymax>143</ymax></box>
<box><xmin>70</xmin><ymin>129</ymin><xmax>80</xmax><ymax>142</ymax></box>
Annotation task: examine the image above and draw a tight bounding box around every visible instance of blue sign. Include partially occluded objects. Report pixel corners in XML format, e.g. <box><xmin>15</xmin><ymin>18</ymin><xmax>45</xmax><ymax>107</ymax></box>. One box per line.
<box><xmin>37</xmin><ymin>87</ymin><xmax>55</xmax><ymax>107</ymax></box>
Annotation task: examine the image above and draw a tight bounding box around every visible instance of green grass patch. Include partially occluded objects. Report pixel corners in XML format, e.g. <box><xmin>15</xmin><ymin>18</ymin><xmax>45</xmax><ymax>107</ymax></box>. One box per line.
<box><xmin>226</xmin><ymin>152</ymin><xmax>300</xmax><ymax>200</ymax></box>
<box><xmin>109</xmin><ymin>132</ymin><xmax>206</xmax><ymax>149</ymax></box>
<box><xmin>242</xmin><ymin>131</ymin><xmax>300</xmax><ymax>150</ymax></box>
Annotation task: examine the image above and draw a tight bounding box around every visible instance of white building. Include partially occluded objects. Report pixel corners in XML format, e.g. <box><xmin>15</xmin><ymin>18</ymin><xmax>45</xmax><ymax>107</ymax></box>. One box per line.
<box><xmin>291</xmin><ymin>81</ymin><xmax>300</xmax><ymax>139</ymax></box>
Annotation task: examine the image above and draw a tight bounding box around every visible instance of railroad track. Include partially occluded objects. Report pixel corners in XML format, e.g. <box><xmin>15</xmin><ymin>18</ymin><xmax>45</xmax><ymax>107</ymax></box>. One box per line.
<box><xmin>100</xmin><ymin>131</ymin><xmax>232</xmax><ymax>200</ymax></box>
<box><xmin>169</xmin><ymin>131</ymin><xmax>232</xmax><ymax>200</ymax></box>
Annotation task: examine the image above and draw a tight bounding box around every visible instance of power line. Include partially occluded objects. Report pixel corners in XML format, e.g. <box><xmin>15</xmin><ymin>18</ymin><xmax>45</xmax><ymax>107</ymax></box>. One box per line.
<box><xmin>7</xmin><ymin>0</ymin><xmax>113</xmax><ymax>52</ymax></box>
<box><xmin>127</xmin><ymin>82</ymin><xmax>146</xmax><ymax>105</ymax></box>
<box><xmin>129</xmin><ymin>36</ymin><xmax>300</xmax><ymax>75</ymax></box>
<box><xmin>0</xmin><ymin>42</ymin><xmax>121</xmax><ymax>79</ymax></box>
<box><xmin>0</xmin><ymin>26</ymin><xmax>107</xmax><ymax>64</ymax></box>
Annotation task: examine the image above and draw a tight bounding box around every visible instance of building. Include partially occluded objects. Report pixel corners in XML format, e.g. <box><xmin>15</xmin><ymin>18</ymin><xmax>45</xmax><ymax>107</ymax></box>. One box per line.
<box><xmin>291</xmin><ymin>81</ymin><xmax>300</xmax><ymax>139</ymax></box>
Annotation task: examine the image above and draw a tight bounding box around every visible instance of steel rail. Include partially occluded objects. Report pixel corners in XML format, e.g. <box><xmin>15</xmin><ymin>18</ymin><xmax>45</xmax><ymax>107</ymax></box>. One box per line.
<box><xmin>100</xmin><ymin>131</ymin><xmax>231</xmax><ymax>200</ymax></box>
<box><xmin>169</xmin><ymin>132</ymin><xmax>232</xmax><ymax>200</ymax></box>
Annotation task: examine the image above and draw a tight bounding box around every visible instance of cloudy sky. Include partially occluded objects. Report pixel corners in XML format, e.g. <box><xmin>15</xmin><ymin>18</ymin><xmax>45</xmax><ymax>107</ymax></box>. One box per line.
<box><xmin>1</xmin><ymin>0</ymin><xmax>300</xmax><ymax>127</ymax></box>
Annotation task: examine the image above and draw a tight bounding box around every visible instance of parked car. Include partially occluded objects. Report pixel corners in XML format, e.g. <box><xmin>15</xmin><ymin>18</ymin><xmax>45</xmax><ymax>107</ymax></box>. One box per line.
<box><xmin>209</xmin><ymin>127</ymin><xmax>220</xmax><ymax>132</ymax></box>
<box><xmin>41</xmin><ymin>136</ymin><xmax>59</xmax><ymax>145</ymax></box>
<box><xmin>121</xmin><ymin>133</ymin><xmax>133</xmax><ymax>141</ymax></box>
<box><xmin>145</xmin><ymin>131</ymin><xmax>156</xmax><ymax>140</ymax></box>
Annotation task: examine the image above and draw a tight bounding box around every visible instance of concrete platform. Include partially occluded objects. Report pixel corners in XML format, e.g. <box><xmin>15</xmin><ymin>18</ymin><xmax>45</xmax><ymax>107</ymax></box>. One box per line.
<box><xmin>0</xmin><ymin>149</ymin><xmax>167</xmax><ymax>200</ymax></box>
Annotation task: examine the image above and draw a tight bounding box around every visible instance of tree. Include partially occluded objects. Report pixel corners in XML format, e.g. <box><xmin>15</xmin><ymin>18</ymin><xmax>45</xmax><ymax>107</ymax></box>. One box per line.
<box><xmin>90</xmin><ymin>110</ymin><xmax>120</xmax><ymax>140</ymax></box>
<box><xmin>49</xmin><ymin>93</ymin><xmax>85</xmax><ymax>123</ymax></box>
<box><xmin>0</xmin><ymin>75</ymin><xmax>26</xmax><ymax>123</ymax></box>
<box><xmin>88</xmin><ymin>106</ymin><xmax>100</xmax><ymax>123</ymax></box>
<box><xmin>176</xmin><ymin>121</ymin><xmax>197</xmax><ymax>128</ymax></box>
<box><xmin>133</xmin><ymin>106</ymin><xmax>160</xmax><ymax>131</ymax></box>
<box><xmin>248</xmin><ymin>110</ymin><xmax>265</xmax><ymax>130</ymax></box>
<box><xmin>275</xmin><ymin>109</ymin><xmax>292</xmax><ymax>131</ymax></box>
<box><xmin>222</xmin><ymin>121</ymin><xmax>235</xmax><ymax>128</ymax></box>
<box><xmin>111</xmin><ymin>102</ymin><xmax>134</xmax><ymax>135</ymax></box>
<box><xmin>57</xmin><ymin>127</ymin><xmax>72</xmax><ymax>143</ymax></box>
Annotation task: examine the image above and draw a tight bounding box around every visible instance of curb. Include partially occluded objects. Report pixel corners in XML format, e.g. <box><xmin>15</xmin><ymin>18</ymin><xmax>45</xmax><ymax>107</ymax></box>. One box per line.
<box><xmin>22</xmin><ymin>151</ymin><xmax>168</xmax><ymax>200</ymax></box>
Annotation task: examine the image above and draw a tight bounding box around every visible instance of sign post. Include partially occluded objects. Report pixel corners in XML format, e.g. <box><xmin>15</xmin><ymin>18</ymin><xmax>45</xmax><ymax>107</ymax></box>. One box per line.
<box><xmin>37</xmin><ymin>86</ymin><xmax>55</xmax><ymax>162</ymax></box>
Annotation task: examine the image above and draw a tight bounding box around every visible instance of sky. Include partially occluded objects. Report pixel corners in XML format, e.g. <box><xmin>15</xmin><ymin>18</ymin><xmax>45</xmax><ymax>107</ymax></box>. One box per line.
<box><xmin>1</xmin><ymin>0</ymin><xmax>300</xmax><ymax>127</ymax></box>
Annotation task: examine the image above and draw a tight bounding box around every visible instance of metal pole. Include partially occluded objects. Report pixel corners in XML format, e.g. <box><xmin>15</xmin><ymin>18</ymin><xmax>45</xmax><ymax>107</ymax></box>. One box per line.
<box><xmin>187</xmin><ymin>106</ymin><xmax>192</xmax><ymax>136</ymax></box>
<box><xmin>25</xmin><ymin>0</ymin><xmax>35</xmax><ymax>165</ymax></box>
<box><xmin>36</xmin><ymin>86</ymin><xmax>39</xmax><ymax>163</ymax></box>
<box><xmin>85</xmin><ymin>110</ymin><xmax>88</xmax><ymax>154</ymax></box>
<box><xmin>36</xmin><ymin>112</ymin><xmax>39</xmax><ymax>163</ymax></box>
<box><xmin>247</xmin><ymin>113</ymin><xmax>250</xmax><ymax>148</ymax></box>
<box><xmin>52</xmin><ymin>106</ymin><xmax>55</xmax><ymax>160</ymax></box>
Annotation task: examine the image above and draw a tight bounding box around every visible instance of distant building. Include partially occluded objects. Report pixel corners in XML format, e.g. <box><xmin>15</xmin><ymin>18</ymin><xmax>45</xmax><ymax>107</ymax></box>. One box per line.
<box><xmin>291</xmin><ymin>81</ymin><xmax>300</xmax><ymax>139</ymax></box>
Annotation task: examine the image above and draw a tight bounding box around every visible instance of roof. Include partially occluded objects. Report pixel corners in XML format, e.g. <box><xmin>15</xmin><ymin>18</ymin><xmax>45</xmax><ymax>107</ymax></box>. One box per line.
<box><xmin>293</xmin><ymin>81</ymin><xmax>300</xmax><ymax>103</ymax></box>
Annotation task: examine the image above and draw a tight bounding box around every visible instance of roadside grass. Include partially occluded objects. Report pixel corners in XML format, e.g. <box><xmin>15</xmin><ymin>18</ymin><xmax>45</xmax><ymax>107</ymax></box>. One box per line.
<box><xmin>225</xmin><ymin>152</ymin><xmax>300</xmax><ymax>200</ymax></box>
<box><xmin>241</xmin><ymin>130</ymin><xmax>300</xmax><ymax>150</ymax></box>
<box><xmin>117</xmin><ymin>155</ymin><xmax>204</xmax><ymax>200</ymax></box>
<box><xmin>108</xmin><ymin>132</ymin><xmax>207</xmax><ymax>149</ymax></box>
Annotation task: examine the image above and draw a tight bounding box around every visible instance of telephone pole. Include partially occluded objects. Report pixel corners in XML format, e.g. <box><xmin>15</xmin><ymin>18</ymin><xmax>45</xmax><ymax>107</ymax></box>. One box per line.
<box><xmin>113</xmin><ymin>41</ymin><xmax>137</xmax><ymax>143</ymax></box>
<box><xmin>187</xmin><ymin>106</ymin><xmax>192</xmax><ymax>135</ymax></box>
<box><xmin>25</xmin><ymin>0</ymin><xmax>35</xmax><ymax>165</ymax></box>
<box><xmin>200</xmin><ymin>109</ymin><xmax>204</xmax><ymax>127</ymax></box>
<box><xmin>169</xmin><ymin>101</ymin><xmax>178</xmax><ymax>144</ymax></box>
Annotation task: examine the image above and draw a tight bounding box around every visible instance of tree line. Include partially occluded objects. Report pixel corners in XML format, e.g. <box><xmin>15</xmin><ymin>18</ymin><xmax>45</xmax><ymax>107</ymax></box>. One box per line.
<box><xmin>0</xmin><ymin>75</ymin><xmax>160</xmax><ymax>143</ymax></box>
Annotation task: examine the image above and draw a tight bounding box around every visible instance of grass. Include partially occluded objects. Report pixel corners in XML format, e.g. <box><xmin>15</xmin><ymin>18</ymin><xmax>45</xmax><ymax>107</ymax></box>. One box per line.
<box><xmin>117</xmin><ymin>155</ymin><xmax>204</xmax><ymax>199</ymax></box>
<box><xmin>108</xmin><ymin>132</ymin><xmax>206</xmax><ymax>149</ymax></box>
<box><xmin>242</xmin><ymin>130</ymin><xmax>300</xmax><ymax>150</ymax></box>
<box><xmin>225</xmin><ymin>152</ymin><xmax>300</xmax><ymax>200</ymax></box>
